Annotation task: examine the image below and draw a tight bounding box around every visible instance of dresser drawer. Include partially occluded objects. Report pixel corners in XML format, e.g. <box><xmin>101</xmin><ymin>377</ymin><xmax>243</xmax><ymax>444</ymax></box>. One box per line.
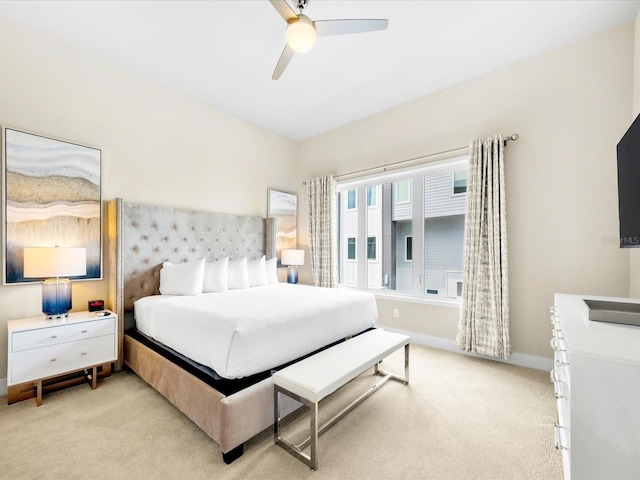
<box><xmin>12</xmin><ymin>317</ymin><xmax>115</xmax><ymax>352</ymax></box>
<box><xmin>10</xmin><ymin>334</ymin><xmax>116</xmax><ymax>384</ymax></box>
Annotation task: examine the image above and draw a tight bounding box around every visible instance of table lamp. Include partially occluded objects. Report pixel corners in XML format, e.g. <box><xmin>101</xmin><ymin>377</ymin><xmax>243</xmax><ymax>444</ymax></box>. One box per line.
<box><xmin>281</xmin><ymin>249</ymin><xmax>304</xmax><ymax>284</ymax></box>
<box><xmin>23</xmin><ymin>246</ymin><xmax>87</xmax><ymax>320</ymax></box>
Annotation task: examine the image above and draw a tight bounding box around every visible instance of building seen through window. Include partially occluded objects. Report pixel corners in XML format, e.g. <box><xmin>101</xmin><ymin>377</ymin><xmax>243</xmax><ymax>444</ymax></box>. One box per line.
<box><xmin>338</xmin><ymin>156</ymin><xmax>467</xmax><ymax>300</ymax></box>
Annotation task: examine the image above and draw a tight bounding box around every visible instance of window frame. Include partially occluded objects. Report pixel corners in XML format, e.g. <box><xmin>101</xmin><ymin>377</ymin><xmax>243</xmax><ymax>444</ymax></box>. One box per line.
<box><xmin>337</xmin><ymin>155</ymin><xmax>468</xmax><ymax>306</ymax></box>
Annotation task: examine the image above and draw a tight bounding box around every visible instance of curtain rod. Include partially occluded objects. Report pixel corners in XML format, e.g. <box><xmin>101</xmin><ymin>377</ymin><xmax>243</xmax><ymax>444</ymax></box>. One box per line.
<box><xmin>302</xmin><ymin>133</ymin><xmax>519</xmax><ymax>185</ymax></box>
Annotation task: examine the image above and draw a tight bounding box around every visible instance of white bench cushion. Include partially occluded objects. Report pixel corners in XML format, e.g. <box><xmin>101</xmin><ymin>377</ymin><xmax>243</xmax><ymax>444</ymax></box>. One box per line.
<box><xmin>273</xmin><ymin>329</ymin><xmax>410</xmax><ymax>403</ymax></box>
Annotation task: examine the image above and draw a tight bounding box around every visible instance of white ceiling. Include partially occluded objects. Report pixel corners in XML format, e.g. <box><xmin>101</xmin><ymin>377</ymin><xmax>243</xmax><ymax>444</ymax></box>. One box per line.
<box><xmin>0</xmin><ymin>0</ymin><xmax>638</xmax><ymax>141</ymax></box>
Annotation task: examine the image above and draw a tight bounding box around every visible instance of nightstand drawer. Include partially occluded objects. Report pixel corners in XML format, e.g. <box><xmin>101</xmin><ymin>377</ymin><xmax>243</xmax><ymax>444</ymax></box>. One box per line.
<box><xmin>12</xmin><ymin>317</ymin><xmax>115</xmax><ymax>352</ymax></box>
<box><xmin>10</xmin><ymin>335</ymin><xmax>116</xmax><ymax>384</ymax></box>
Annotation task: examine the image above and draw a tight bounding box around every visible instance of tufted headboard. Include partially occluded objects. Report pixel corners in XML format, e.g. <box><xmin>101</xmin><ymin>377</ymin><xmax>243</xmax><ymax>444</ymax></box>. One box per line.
<box><xmin>107</xmin><ymin>198</ymin><xmax>265</xmax><ymax>369</ymax></box>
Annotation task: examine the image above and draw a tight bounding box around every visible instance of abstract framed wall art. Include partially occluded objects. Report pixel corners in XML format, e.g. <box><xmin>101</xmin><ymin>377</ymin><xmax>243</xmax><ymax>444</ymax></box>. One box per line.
<box><xmin>267</xmin><ymin>188</ymin><xmax>297</xmax><ymax>267</ymax></box>
<box><xmin>2</xmin><ymin>127</ymin><xmax>102</xmax><ymax>284</ymax></box>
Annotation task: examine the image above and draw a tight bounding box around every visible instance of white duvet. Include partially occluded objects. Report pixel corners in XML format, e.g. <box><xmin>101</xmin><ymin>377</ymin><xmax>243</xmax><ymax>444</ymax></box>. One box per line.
<box><xmin>134</xmin><ymin>283</ymin><xmax>377</xmax><ymax>379</ymax></box>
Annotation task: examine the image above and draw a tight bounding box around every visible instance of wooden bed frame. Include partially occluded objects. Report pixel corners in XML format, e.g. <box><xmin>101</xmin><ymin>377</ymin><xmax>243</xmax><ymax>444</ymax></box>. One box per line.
<box><xmin>107</xmin><ymin>198</ymin><xmax>299</xmax><ymax>462</ymax></box>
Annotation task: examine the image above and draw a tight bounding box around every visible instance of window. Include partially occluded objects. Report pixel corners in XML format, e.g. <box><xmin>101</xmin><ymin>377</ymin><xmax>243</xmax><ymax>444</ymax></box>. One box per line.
<box><xmin>347</xmin><ymin>189</ymin><xmax>357</xmax><ymax>209</ymax></box>
<box><xmin>453</xmin><ymin>169</ymin><xmax>467</xmax><ymax>195</ymax></box>
<box><xmin>396</xmin><ymin>179</ymin><xmax>410</xmax><ymax>203</ymax></box>
<box><xmin>367</xmin><ymin>236</ymin><xmax>377</xmax><ymax>260</ymax></box>
<box><xmin>405</xmin><ymin>236</ymin><xmax>413</xmax><ymax>261</ymax></box>
<box><xmin>347</xmin><ymin>237</ymin><xmax>356</xmax><ymax>260</ymax></box>
<box><xmin>338</xmin><ymin>155</ymin><xmax>467</xmax><ymax>300</ymax></box>
<box><xmin>367</xmin><ymin>185</ymin><xmax>377</xmax><ymax>207</ymax></box>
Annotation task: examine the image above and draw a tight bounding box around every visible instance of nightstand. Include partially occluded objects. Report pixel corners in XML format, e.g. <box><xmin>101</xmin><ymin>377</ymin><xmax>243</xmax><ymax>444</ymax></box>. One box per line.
<box><xmin>7</xmin><ymin>311</ymin><xmax>117</xmax><ymax>406</ymax></box>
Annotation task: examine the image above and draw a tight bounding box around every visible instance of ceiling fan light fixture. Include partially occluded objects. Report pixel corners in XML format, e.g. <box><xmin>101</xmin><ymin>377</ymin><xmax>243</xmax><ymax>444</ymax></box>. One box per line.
<box><xmin>286</xmin><ymin>15</ymin><xmax>316</xmax><ymax>53</ymax></box>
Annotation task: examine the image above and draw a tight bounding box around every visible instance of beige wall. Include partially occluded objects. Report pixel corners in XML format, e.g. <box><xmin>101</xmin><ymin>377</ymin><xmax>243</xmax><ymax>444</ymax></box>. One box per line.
<box><xmin>0</xmin><ymin>16</ymin><xmax>298</xmax><ymax>380</ymax></box>
<box><xmin>297</xmin><ymin>23</ymin><xmax>634</xmax><ymax>360</ymax></box>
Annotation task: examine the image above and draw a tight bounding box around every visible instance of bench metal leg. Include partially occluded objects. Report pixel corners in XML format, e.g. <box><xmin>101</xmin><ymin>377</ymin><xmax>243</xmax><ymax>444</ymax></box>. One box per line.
<box><xmin>375</xmin><ymin>343</ymin><xmax>410</xmax><ymax>384</ymax></box>
<box><xmin>310</xmin><ymin>401</ymin><xmax>318</xmax><ymax>470</ymax></box>
<box><xmin>274</xmin><ymin>341</ymin><xmax>410</xmax><ymax>470</ymax></box>
<box><xmin>274</xmin><ymin>386</ymin><xmax>318</xmax><ymax>469</ymax></box>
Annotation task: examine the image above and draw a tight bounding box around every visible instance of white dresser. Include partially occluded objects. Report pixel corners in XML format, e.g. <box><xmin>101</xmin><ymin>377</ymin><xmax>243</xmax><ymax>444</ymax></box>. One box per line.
<box><xmin>7</xmin><ymin>311</ymin><xmax>117</xmax><ymax>405</ymax></box>
<box><xmin>551</xmin><ymin>294</ymin><xmax>640</xmax><ymax>480</ymax></box>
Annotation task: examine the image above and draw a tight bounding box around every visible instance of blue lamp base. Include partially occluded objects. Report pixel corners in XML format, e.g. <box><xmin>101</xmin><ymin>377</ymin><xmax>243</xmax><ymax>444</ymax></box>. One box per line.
<box><xmin>42</xmin><ymin>277</ymin><xmax>72</xmax><ymax>320</ymax></box>
<box><xmin>287</xmin><ymin>266</ymin><xmax>299</xmax><ymax>284</ymax></box>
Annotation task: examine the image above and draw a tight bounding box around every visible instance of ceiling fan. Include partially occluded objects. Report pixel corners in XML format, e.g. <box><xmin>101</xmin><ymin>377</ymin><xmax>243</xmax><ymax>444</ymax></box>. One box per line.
<box><xmin>269</xmin><ymin>0</ymin><xmax>389</xmax><ymax>80</ymax></box>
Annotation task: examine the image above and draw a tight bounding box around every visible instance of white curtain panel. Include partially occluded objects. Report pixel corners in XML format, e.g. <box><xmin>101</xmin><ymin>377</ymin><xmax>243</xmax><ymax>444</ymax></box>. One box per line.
<box><xmin>456</xmin><ymin>134</ymin><xmax>511</xmax><ymax>358</ymax></box>
<box><xmin>306</xmin><ymin>175</ymin><xmax>338</xmax><ymax>288</ymax></box>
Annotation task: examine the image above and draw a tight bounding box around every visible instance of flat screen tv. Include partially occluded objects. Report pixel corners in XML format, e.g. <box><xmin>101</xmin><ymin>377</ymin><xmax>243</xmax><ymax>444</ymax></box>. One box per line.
<box><xmin>617</xmin><ymin>113</ymin><xmax>640</xmax><ymax>248</ymax></box>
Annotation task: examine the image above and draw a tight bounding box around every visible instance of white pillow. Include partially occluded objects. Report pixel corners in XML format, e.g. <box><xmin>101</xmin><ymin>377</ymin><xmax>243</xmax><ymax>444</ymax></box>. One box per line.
<box><xmin>265</xmin><ymin>257</ymin><xmax>279</xmax><ymax>284</ymax></box>
<box><xmin>247</xmin><ymin>256</ymin><xmax>268</xmax><ymax>287</ymax></box>
<box><xmin>228</xmin><ymin>257</ymin><xmax>249</xmax><ymax>290</ymax></box>
<box><xmin>159</xmin><ymin>258</ymin><xmax>205</xmax><ymax>295</ymax></box>
<box><xmin>203</xmin><ymin>257</ymin><xmax>229</xmax><ymax>293</ymax></box>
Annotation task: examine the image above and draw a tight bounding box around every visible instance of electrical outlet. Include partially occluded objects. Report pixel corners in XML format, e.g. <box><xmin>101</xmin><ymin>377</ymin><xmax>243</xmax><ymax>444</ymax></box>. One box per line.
<box><xmin>393</xmin><ymin>308</ymin><xmax>399</xmax><ymax>318</ymax></box>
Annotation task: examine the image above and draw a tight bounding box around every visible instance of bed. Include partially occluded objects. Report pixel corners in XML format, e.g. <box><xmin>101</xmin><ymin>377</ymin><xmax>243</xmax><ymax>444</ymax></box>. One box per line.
<box><xmin>107</xmin><ymin>199</ymin><xmax>377</xmax><ymax>463</ymax></box>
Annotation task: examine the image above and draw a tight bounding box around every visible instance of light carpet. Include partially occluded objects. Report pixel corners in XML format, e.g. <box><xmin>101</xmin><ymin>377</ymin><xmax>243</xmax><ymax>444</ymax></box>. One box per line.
<box><xmin>0</xmin><ymin>343</ymin><xmax>562</xmax><ymax>480</ymax></box>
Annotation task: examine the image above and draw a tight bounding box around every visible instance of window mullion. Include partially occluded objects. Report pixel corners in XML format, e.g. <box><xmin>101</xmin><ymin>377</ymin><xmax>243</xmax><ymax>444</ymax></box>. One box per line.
<box><xmin>357</xmin><ymin>185</ymin><xmax>367</xmax><ymax>289</ymax></box>
<box><xmin>411</xmin><ymin>173</ymin><xmax>424</xmax><ymax>297</ymax></box>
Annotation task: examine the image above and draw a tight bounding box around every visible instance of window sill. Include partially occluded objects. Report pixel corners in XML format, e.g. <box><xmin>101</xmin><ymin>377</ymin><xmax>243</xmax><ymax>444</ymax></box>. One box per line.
<box><xmin>339</xmin><ymin>285</ymin><xmax>462</xmax><ymax>309</ymax></box>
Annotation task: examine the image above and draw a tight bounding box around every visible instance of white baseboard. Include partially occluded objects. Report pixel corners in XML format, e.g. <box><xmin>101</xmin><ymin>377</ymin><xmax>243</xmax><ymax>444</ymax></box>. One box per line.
<box><xmin>381</xmin><ymin>326</ymin><xmax>553</xmax><ymax>372</ymax></box>
<box><xmin>0</xmin><ymin>331</ymin><xmax>550</xmax><ymax>398</ymax></box>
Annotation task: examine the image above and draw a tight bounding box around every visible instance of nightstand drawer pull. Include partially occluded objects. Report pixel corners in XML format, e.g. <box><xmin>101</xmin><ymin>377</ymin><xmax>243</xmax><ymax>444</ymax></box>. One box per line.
<box><xmin>81</xmin><ymin>352</ymin><xmax>87</xmax><ymax>355</ymax></box>
<box><xmin>50</xmin><ymin>358</ymin><xmax>57</xmax><ymax>362</ymax></box>
<box><xmin>50</xmin><ymin>335</ymin><xmax>58</xmax><ymax>339</ymax></box>
<box><xmin>81</xmin><ymin>330</ymin><xmax>88</xmax><ymax>333</ymax></box>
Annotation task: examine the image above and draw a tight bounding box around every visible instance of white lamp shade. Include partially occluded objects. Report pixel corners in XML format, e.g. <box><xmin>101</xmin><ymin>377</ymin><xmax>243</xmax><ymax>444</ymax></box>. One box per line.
<box><xmin>281</xmin><ymin>249</ymin><xmax>305</xmax><ymax>266</ymax></box>
<box><xmin>286</xmin><ymin>15</ymin><xmax>316</xmax><ymax>53</ymax></box>
<box><xmin>24</xmin><ymin>247</ymin><xmax>87</xmax><ymax>278</ymax></box>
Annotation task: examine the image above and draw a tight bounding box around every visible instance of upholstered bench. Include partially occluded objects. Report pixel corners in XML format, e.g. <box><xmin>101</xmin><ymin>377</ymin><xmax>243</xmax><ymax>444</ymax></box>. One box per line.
<box><xmin>273</xmin><ymin>329</ymin><xmax>410</xmax><ymax>469</ymax></box>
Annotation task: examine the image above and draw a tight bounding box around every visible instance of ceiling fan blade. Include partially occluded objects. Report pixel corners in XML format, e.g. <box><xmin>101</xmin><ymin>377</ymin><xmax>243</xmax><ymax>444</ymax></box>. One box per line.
<box><xmin>314</xmin><ymin>19</ymin><xmax>389</xmax><ymax>37</ymax></box>
<box><xmin>269</xmin><ymin>0</ymin><xmax>298</xmax><ymax>23</ymax></box>
<box><xmin>272</xmin><ymin>43</ymin><xmax>296</xmax><ymax>80</ymax></box>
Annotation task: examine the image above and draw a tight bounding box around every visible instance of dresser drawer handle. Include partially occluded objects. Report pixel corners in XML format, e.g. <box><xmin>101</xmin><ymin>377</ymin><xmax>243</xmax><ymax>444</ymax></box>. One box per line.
<box><xmin>550</xmin><ymin>369</ymin><xmax>566</xmax><ymax>384</ymax></box>
<box><xmin>81</xmin><ymin>330</ymin><xmax>88</xmax><ymax>333</ymax></box>
<box><xmin>81</xmin><ymin>352</ymin><xmax>88</xmax><ymax>356</ymax></box>
<box><xmin>553</xmin><ymin>379</ymin><xmax>568</xmax><ymax>399</ymax></box>
<box><xmin>550</xmin><ymin>339</ymin><xmax>566</xmax><ymax>351</ymax></box>
<box><xmin>50</xmin><ymin>335</ymin><xmax>58</xmax><ymax>339</ymax></box>
<box><xmin>50</xmin><ymin>358</ymin><xmax>57</xmax><ymax>362</ymax></box>
<box><xmin>554</xmin><ymin>423</ymin><xmax>570</xmax><ymax>451</ymax></box>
